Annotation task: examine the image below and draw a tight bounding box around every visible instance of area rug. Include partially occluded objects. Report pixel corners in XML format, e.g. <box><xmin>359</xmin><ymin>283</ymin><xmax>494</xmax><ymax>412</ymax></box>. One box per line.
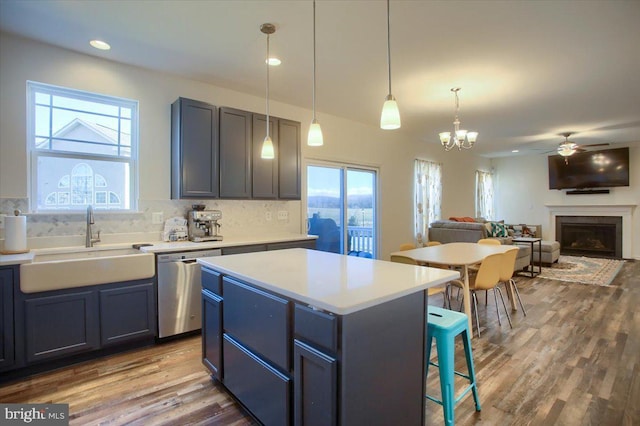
<box><xmin>537</xmin><ymin>255</ymin><xmax>624</xmax><ymax>286</ymax></box>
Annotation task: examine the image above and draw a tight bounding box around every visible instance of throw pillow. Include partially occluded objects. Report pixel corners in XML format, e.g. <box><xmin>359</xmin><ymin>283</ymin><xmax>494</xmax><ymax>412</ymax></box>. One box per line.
<box><xmin>490</xmin><ymin>222</ymin><xmax>509</xmax><ymax>237</ymax></box>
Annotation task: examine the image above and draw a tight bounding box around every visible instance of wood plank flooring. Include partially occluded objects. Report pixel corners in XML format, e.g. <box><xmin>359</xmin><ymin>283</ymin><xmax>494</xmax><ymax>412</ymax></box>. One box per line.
<box><xmin>1</xmin><ymin>260</ymin><xmax>638</xmax><ymax>425</ymax></box>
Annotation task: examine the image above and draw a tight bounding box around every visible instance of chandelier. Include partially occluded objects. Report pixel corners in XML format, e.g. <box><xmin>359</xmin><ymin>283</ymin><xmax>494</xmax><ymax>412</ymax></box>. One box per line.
<box><xmin>439</xmin><ymin>87</ymin><xmax>478</xmax><ymax>151</ymax></box>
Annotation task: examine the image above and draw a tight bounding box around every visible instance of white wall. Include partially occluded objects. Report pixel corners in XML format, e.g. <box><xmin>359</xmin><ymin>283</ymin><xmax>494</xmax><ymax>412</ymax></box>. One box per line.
<box><xmin>0</xmin><ymin>33</ymin><xmax>490</xmax><ymax>258</ymax></box>
<box><xmin>492</xmin><ymin>146</ymin><xmax>640</xmax><ymax>259</ymax></box>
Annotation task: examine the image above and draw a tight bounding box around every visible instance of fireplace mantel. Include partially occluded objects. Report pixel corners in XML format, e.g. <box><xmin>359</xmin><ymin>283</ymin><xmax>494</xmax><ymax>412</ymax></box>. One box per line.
<box><xmin>545</xmin><ymin>204</ymin><xmax>636</xmax><ymax>258</ymax></box>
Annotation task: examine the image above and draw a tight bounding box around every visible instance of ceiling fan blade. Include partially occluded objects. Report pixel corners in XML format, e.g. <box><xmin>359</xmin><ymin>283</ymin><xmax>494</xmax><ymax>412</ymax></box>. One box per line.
<box><xmin>581</xmin><ymin>143</ymin><xmax>610</xmax><ymax>148</ymax></box>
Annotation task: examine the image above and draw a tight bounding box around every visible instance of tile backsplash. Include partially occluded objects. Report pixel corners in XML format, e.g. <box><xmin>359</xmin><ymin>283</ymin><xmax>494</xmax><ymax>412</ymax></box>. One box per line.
<box><xmin>1</xmin><ymin>198</ymin><xmax>302</xmax><ymax>249</ymax></box>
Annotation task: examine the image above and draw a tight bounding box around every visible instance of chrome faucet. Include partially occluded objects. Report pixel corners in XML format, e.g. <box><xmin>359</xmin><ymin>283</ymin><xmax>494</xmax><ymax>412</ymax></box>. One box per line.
<box><xmin>86</xmin><ymin>205</ymin><xmax>101</xmax><ymax>247</ymax></box>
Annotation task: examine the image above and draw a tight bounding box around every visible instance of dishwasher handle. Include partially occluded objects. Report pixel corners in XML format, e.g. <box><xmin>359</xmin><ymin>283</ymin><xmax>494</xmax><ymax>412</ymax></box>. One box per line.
<box><xmin>181</xmin><ymin>259</ymin><xmax>198</xmax><ymax>264</ymax></box>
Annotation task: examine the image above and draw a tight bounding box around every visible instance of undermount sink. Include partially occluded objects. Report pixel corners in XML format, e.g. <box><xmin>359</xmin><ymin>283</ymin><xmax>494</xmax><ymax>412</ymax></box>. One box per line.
<box><xmin>20</xmin><ymin>246</ymin><xmax>155</xmax><ymax>293</ymax></box>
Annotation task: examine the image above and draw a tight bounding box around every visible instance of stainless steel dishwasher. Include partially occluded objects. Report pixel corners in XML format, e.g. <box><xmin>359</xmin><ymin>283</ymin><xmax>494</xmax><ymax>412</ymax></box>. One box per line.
<box><xmin>156</xmin><ymin>249</ymin><xmax>221</xmax><ymax>338</ymax></box>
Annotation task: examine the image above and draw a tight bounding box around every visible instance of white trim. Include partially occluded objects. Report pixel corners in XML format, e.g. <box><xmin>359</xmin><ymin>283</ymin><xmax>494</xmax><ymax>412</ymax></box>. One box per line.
<box><xmin>545</xmin><ymin>204</ymin><xmax>636</xmax><ymax>258</ymax></box>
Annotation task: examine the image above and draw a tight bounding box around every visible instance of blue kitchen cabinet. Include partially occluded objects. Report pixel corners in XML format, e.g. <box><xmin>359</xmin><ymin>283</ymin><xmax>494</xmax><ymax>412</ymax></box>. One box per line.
<box><xmin>99</xmin><ymin>282</ymin><xmax>156</xmax><ymax>347</ymax></box>
<box><xmin>0</xmin><ymin>267</ymin><xmax>15</xmax><ymax>371</ymax></box>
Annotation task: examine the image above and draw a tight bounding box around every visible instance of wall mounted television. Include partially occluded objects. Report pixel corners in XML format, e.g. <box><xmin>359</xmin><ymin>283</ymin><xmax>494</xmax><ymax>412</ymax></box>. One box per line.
<box><xmin>548</xmin><ymin>147</ymin><xmax>630</xmax><ymax>190</ymax></box>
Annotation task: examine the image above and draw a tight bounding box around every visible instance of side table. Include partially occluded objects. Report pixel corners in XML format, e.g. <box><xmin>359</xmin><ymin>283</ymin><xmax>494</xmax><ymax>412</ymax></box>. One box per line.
<box><xmin>512</xmin><ymin>237</ymin><xmax>542</xmax><ymax>278</ymax></box>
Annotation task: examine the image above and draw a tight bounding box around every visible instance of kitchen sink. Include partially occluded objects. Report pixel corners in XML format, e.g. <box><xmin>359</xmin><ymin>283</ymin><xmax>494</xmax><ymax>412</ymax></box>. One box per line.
<box><xmin>20</xmin><ymin>246</ymin><xmax>155</xmax><ymax>293</ymax></box>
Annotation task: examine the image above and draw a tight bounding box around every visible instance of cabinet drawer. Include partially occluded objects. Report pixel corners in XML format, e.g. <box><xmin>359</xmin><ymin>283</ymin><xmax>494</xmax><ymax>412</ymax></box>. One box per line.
<box><xmin>202</xmin><ymin>267</ymin><xmax>222</xmax><ymax>295</ymax></box>
<box><xmin>294</xmin><ymin>304</ymin><xmax>338</xmax><ymax>354</ymax></box>
<box><xmin>223</xmin><ymin>277</ymin><xmax>290</xmax><ymax>371</ymax></box>
<box><xmin>224</xmin><ymin>334</ymin><xmax>291</xmax><ymax>426</ymax></box>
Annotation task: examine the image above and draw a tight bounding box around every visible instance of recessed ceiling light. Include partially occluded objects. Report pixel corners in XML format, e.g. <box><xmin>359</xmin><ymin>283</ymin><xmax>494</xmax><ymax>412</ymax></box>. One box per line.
<box><xmin>512</xmin><ymin>149</ymin><xmax>519</xmax><ymax>153</ymax></box>
<box><xmin>90</xmin><ymin>40</ymin><xmax>111</xmax><ymax>50</ymax></box>
<box><xmin>266</xmin><ymin>57</ymin><xmax>281</xmax><ymax>66</ymax></box>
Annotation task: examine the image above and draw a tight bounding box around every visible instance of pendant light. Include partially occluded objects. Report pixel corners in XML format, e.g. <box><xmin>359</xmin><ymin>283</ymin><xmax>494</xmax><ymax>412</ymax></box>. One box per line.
<box><xmin>261</xmin><ymin>23</ymin><xmax>275</xmax><ymax>159</ymax></box>
<box><xmin>380</xmin><ymin>0</ymin><xmax>401</xmax><ymax>130</ymax></box>
<box><xmin>307</xmin><ymin>0</ymin><xmax>324</xmax><ymax>146</ymax></box>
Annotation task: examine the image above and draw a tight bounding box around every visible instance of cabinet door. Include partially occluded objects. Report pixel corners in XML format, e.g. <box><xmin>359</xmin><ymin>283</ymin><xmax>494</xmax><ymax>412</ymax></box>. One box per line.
<box><xmin>219</xmin><ymin>107</ymin><xmax>252</xmax><ymax>198</ymax></box>
<box><xmin>171</xmin><ymin>97</ymin><xmax>219</xmax><ymax>199</ymax></box>
<box><xmin>202</xmin><ymin>289</ymin><xmax>223</xmax><ymax>379</ymax></box>
<box><xmin>252</xmin><ymin>114</ymin><xmax>278</xmax><ymax>199</ymax></box>
<box><xmin>221</xmin><ymin>244</ymin><xmax>267</xmax><ymax>255</ymax></box>
<box><xmin>278</xmin><ymin>118</ymin><xmax>301</xmax><ymax>199</ymax></box>
<box><xmin>267</xmin><ymin>240</ymin><xmax>317</xmax><ymax>251</ymax></box>
<box><xmin>24</xmin><ymin>290</ymin><xmax>99</xmax><ymax>363</ymax></box>
<box><xmin>0</xmin><ymin>268</ymin><xmax>15</xmax><ymax>370</ymax></box>
<box><xmin>99</xmin><ymin>282</ymin><xmax>156</xmax><ymax>346</ymax></box>
<box><xmin>294</xmin><ymin>340</ymin><xmax>337</xmax><ymax>426</ymax></box>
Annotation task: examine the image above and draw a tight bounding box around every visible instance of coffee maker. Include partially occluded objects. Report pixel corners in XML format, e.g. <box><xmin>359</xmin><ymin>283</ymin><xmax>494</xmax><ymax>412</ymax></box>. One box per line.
<box><xmin>188</xmin><ymin>208</ymin><xmax>223</xmax><ymax>242</ymax></box>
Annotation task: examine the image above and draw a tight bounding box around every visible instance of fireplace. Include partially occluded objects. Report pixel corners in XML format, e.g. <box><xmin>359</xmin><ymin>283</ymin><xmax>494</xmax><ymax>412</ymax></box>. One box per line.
<box><xmin>555</xmin><ymin>216</ymin><xmax>622</xmax><ymax>259</ymax></box>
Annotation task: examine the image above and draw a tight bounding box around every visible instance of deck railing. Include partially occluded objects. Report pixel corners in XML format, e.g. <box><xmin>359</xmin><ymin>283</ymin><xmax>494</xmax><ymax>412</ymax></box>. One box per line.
<box><xmin>347</xmin><ymin>226</ymin><xmax>374</xmax><ymax>254</ymax></box>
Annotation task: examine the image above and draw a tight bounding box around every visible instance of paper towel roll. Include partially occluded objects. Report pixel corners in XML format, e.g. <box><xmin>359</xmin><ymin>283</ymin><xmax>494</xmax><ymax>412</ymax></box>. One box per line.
<box><xmin>5</xmin><ymin>215</ymin><xmax>27</xmax><ymax>252</ymax></box>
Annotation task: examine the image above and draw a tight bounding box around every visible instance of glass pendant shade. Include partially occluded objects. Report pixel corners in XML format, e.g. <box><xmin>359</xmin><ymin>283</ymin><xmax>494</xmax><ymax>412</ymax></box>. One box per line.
<box><xmin>261</xmin><ymin>136</ymin><xmax>275</xmax><ymax>159</ymax></box>
<box><xmin>467</xmin><ymin>132</ymin><xmax>478</xmax><ymax>144</ymax></box>
<box><xmin>439</xmin><ymin>132</ymin><xmax>451</xmax><ymax>145</ymax></box>
<box><xmin>455</xmin><ymin>129</ymin><xmax>468</xmax><ymax>142</ymax></box>
<box><xmin>557</xmin><ymin>142</ymin><xmax>576</xmax><ymax>157</ymax></box>
<box><xmin>380</xmin><ymin>95</ymin><xmax>401</xmax><ymax>130</ymax></box>
<box><xmin>307</xmin><ymin>120</ymin><xmax>324</xmax><ymax>146</ymax></box>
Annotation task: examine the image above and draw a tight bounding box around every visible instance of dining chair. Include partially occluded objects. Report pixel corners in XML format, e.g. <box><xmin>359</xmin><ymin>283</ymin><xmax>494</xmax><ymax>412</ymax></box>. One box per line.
<box><xmin>477</xmin><ymin>238</ymin><xmax>501</xmax><ymax>245</ymax></box>
<box><xmin>499</xmin><ymin>247</ymin><xmax>527</xmax><ymax>315</ymax></box>
<box><xmin>427</xmin><ymin>241</ymin><xmax>442</xmax><ymax>247</ymax></box>
<box><xmin>399</xmin><ymin>243</ymin><xmax>416</xmax><ymax>251</ymax></box>
<box><xmin>448</xmin><ymin>252</ymin><xmax>511</xmax><ymax>338</ymax></box>
<box><xmin>390</xmin><ymin>254</ymin><xmax>449</xmax><ymax>308</ymax></box>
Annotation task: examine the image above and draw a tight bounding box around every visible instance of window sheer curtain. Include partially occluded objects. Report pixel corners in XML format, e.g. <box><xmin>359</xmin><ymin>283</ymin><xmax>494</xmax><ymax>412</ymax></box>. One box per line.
<box><xmin>475</xmin><ymin>170</ymin><xmax>494</xmax><ymax>220</ymax></box>
<box><xmin>415</xmin><ymin>159</ymin><xmax>442</xmax><ymax>246</ymax></box>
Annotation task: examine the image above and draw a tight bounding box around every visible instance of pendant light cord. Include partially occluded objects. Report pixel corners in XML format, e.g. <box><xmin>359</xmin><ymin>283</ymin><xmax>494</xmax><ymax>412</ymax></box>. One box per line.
<box><xmin>386</xmin><ymin>0</ymin><xmax>392</xmax><ymax>95</ymax></box>
<box><xmin>312</xmin><ymin>0</ymin><xmax>317</xmax><ymax>121</ymax></box>
<box><xmin>266</xmin><ymin>33</ymin><xmax>270</xmax><ymax>137</ymax></box>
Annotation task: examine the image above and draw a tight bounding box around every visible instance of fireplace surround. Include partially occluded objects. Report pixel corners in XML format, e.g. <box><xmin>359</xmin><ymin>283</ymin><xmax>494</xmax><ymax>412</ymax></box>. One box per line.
<box><xmin>556</xmin><ymin>215</ymin><xmax>622</xmax><ymax>259</ymax></box>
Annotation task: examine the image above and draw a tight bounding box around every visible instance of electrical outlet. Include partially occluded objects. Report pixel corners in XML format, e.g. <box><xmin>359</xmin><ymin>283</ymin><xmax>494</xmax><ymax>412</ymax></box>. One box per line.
<box><xmin>152</xmin><ymin>212</ymin><xmax>164</xmax><ymax>224</ymax></box>
<box><xmin>0</xmin><ymin>214</ymin><xmax>5</xmax><ymax>229</ymax></box>
<box><xmin>265</xmin><ymin>211</ymin><xmax>272</xmax><ymax>221</ymax></box>
<box><xmin>277</xmin><ymin>211</ymin><xmax>288</xmax><ymax>220</ymax></box>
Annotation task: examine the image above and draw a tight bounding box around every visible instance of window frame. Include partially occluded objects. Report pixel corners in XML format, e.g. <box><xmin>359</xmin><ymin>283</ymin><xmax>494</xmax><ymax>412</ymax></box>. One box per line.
<box><xmin>27</xmin><ymin>81</ymin><xmax>139</xmax><ymax>212</ymax></box>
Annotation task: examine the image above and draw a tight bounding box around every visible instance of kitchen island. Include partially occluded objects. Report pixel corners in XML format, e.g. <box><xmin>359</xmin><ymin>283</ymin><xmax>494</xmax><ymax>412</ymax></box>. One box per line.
<box><xmin>198</xmin><ymin>248</ymin><xmax>459</xmax><ymax>426</ymax></box>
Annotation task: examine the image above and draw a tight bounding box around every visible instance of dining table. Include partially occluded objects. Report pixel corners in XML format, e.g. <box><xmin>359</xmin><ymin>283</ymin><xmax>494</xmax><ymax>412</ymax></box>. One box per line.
<box><xmin>390</xmin><ymin>242</ymin><xmax>515</xmax><ymax>335</ymax></box>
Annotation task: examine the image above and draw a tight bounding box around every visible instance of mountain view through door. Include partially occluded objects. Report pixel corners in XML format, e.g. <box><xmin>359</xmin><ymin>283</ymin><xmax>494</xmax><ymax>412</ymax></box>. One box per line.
<box><xmin>307</xmin><ymin>164</ymin><xmax>377</xmax><ymax>258</ymax></box>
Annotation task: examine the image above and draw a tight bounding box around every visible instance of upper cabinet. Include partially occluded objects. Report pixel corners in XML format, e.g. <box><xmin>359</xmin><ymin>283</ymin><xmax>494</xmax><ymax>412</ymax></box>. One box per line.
<box><xmin>219</xmin><ymin>107</ymin><xmax>252</xmax><ymax>199</ymax></box>
<box><xmin>171</xmin><ymin>98</ymin><xmax>219</xmax><ymax>199</ymax></box>
<box><xmin>278</xmin><ymin>119</ymin><xmax>301</xmax><ymax>199</ymax></box>
<box><xmin>171</xmin><ymin>98</ymin><xmax>301</xmax><ymax>200</ymax></box>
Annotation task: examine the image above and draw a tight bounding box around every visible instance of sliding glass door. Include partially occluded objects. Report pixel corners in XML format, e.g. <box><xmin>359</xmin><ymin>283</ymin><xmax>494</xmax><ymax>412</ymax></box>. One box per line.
<box><xmin>307</xmin><ymin>163</ymin><xmax>378</xmax><ymax>258</ymax></box>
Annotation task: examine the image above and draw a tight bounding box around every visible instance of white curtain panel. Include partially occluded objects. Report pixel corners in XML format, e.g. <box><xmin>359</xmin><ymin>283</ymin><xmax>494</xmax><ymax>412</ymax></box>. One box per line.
<box><xmin>415</xmin><ymin>159</ymin><xmax>442</xmax><ymax>246</ymax></box>
<box><xmin>475</xmin><ymin>170</ymin><xmax>494</xmax><ymax>220</ymax></box>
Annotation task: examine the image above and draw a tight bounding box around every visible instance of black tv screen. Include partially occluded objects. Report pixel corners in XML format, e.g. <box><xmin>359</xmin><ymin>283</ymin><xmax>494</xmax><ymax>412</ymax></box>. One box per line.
<box><xmin>548</xmin><ymin>147</ymin><xmax>630</xmax><ymax>190</ymax></box>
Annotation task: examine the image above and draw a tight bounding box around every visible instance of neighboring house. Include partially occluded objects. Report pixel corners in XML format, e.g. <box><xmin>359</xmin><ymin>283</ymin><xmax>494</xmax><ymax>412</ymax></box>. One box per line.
<box><xmin>36</xmin><ymin>118</ymin><xmax>128</xmax><ymax>209</ymax></box>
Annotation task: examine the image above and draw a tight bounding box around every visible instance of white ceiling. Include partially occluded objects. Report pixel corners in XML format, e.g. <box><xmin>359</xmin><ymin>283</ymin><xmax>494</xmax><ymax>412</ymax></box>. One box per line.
<box><xmin>2</xmin><ymin>0</ymin><xmax>639</xmax><ymax>157</ymax></box>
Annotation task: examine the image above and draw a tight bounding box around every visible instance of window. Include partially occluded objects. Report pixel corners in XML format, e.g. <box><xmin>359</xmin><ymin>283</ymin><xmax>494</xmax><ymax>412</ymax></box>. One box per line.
<box><xmin>28</xmin><ymin>81</ymin><xmax>138</xmax><ymax>211</ymax></box>
<box><xmin>475</xmin><ymin>170</ymin><xmax>494</xmax><ymax>220</ymax></box>
<box><xmin>307</xmin><ymin>163</ymin><xmax>378</xmax><ymax>258</ymax></box>
<box><xmin>415</xmin><ymin>159</ymin><xmax>442</xmax><ymax>246</ymax></box>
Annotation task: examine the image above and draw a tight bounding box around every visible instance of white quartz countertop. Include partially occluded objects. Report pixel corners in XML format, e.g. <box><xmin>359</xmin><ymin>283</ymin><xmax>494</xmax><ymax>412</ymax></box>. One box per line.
<box><xmin>198</xmin><ymin>248</ymin><xmax>460</xmax><ymax>315</ymax></box>
<box><xmin>0</xmin><ymin>234</ymin><xmax>316</xmax><ymax>266</ymax></box>
<box><xmin>139</xmin><ymin>234</ymin><xmax>316</xmax><ymax>253</ymax></box>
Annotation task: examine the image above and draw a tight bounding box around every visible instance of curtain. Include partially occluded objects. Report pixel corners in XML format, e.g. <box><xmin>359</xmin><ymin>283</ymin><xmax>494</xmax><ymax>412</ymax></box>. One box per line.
<box><xmin>475</xmin><ymin>170</ymin><xmax>494</xmax><ymax>220</ymax></box>
<box><xmin>415</xmin><ymin>159</ymin><xmax>442</xmax><ymax>246</ymax></box>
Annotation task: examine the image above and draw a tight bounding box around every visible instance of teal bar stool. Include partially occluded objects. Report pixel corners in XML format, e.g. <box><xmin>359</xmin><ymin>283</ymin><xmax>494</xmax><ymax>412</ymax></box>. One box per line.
<box><xmin>425</xmin><ymin>305</ymin><xmax>481</xmax><ymax>426</ymax></box>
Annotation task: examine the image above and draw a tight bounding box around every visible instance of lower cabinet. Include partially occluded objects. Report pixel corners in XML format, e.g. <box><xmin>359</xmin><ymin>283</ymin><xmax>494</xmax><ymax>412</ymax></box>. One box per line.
<box><xmin>99</xmin><ymin>282</ymin><xmax>156</xmax><ymax>347</ymax></box>
<box><xmin>202</xmin><ymin>288</ymin><xmax>222</xmax><ymax>379</ymax></box>
<box><xmin>223</xmin><ymin>334</ymin><xmax>291</xmax><ymax>426</ymax></box>
<box><xmin>293</xmin><ymin>340</ymin><xmax>337</xmax><ymax>426</ymax></box>
<box><xmin>0</xmin><ymin>267</ymin><xmax>16</xmax><ymax>371</ymax></box>
<box><xmin>24</xmin><ymin>290</ymin><xmax>99</xmax><ymax>363</ymax></box>
<box><xmin>16</xmin><ymin>279</ymin><xmax>156</xmax><ymax>368</ymax></box>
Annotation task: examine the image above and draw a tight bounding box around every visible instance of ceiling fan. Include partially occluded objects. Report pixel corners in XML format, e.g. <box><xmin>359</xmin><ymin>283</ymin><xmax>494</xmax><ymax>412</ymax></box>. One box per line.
<box><xmin>555</xmin><ymin>132</ymin><xmax>609</xmax><ymax>161</ymax></box>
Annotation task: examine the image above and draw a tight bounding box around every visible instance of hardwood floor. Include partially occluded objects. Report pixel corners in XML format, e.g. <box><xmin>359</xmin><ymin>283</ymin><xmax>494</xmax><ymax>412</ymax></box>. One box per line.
<box><xmin>1</xmin><ymin>260</ymin><xmax>638</xmax><ymax>425</ymax></box>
